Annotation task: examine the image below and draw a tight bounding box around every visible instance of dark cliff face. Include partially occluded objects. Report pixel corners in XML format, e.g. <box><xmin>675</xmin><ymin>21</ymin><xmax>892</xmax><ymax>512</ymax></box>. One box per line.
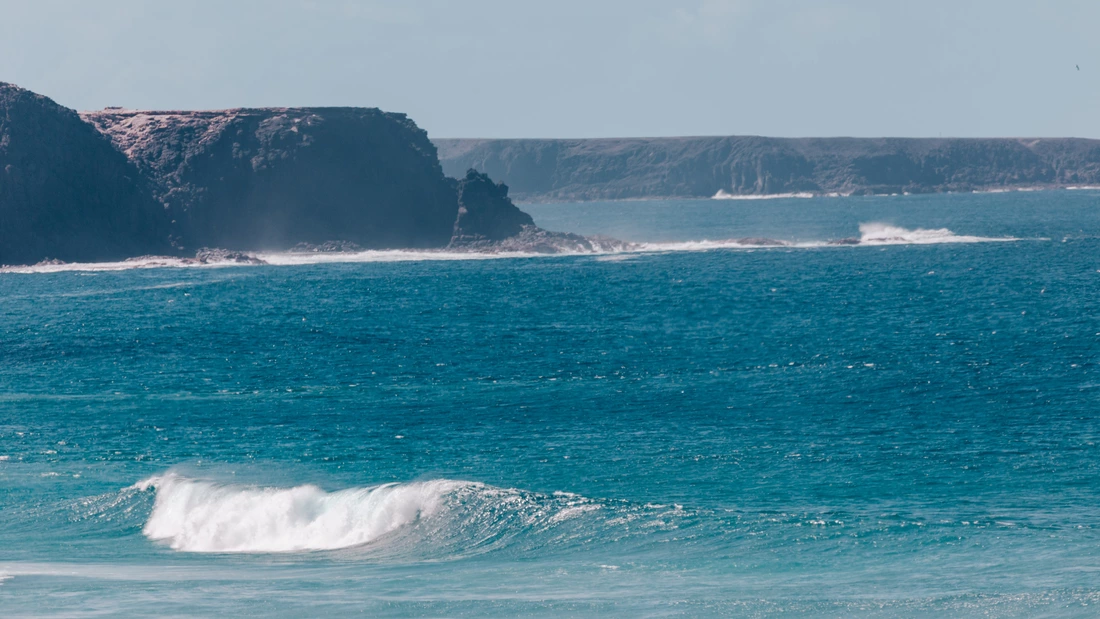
<box><xmin>0</xmin><ymin>83</ymin><xmax>171</xmax><ymax>265</ymax></box>
<box><xmin>435</xmin><ymin>137</ymin><xmax>1100</xmax><ymax>201</ymax></box>
<box><xmin>450</xmin><ymin>170</ymin><xmax>534</xmax><ymax>245</ymax></box>
<box><xmin>84</xmin><ymin>108</ymin><xmax>461</xmax><ymax>251</ymax></box>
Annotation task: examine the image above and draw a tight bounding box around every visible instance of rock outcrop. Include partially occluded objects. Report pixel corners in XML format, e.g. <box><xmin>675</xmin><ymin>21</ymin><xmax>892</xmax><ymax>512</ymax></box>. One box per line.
<box><xmin>83</xmin><ymin>107</ymin><xmax>461</xmax><ymax>251</ymax></box>
<box><xmin>455</xmin><ymin>225</ymin><xmax>632</xmax><ymax>254</ymax></box>
<box><xmin>447</xmin><ymin>169</ymin><xmax>629</xmax><ymax>253</ymax></box>
<box><xmin>434</xmin><ymin>137</ymin><xmax>1100</xmax><ymax>202</ymax></box>
<box><xmin>449</xmin><ymin>169</ymin><xmax>535</xmax><ymax>245</ymax></box>
<box><xmin>0</xmin><ymin>83</ymin><xmax>171</xmax><ymax>265</ymax></box>
<box><xmin>0</xmin><ymin>80</ymin><xmax>583</xmax><ymax>266</ymax></box>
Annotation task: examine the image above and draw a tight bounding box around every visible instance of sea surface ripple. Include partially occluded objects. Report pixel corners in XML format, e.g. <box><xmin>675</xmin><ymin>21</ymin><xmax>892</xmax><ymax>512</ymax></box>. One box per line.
<box><xmin>2</xmin><ymin>191</ymin><xmax>1100</xmax><ymax>617</ymax></box>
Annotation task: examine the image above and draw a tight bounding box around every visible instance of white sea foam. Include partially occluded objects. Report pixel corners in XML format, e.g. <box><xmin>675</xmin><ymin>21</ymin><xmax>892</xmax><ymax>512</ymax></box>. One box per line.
<box><xmin>971</xmin><ymin>186</ymin><xmax>1050</xmax><ymax>194</ymax></box>
<box><xmin>0</xmin><ymin>248</ymin><xmax>566</xmax><ymax>275</ymax></box>
<box><xmin>548</xmin><ymin>504</ymin><xmax>602</xmax><ymax>523</ymax></box>
<box><xmin>134</xmin><ymin>474</ymin><xmax>474</xmax><ymax>553</ymax></box>
<box><xmin>637</xmin><ymin>223</ymin><xmax>1019</xmax><ymax>252</ymax></box>
<box><xmin>638</xmin><ymin>239</ymin><xmax>794</xmax><ymax>251</ymax></box>
<box><xmin>0</xmin><ymin>224</ymin><xmax>1027</xmax><ymax>275</ymax></box>
<box><xmin>712</xmin><ymin>189</ymin><xmax>816</xmax><ymax>200</ymax></box>
<box><xmin>252</xmin><ymin>248</ymin><xmax>545</xmax><ymax>266</ymax></box>
<box><xmin>0</xmin><ymin>256</ymin><xmax>248</xmax><ymax>275</ymax></box>
<box><xmin>856</xmin><ymin>222</ymin><xmax>1017</xmax><ymax>245</ymax></box>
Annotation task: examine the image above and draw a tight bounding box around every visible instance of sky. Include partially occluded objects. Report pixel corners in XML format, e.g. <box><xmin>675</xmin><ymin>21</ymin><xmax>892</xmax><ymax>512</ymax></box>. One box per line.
<box><xmin>1</xmin><ymin>0</ymin><xmax>1097</xmax><ymax>139</ymax></box>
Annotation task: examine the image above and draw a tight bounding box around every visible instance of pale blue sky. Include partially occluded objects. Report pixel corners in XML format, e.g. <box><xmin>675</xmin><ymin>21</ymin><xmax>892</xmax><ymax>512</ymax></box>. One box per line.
<box><xmin>1</xmin><ymin>0</ymin><xmax>1097</xmax><ymax>138</ymax></box>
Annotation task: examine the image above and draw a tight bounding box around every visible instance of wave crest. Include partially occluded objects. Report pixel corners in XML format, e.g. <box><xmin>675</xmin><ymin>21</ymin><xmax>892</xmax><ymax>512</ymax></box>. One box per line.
<box><xmin>131</xmin><ymin>474</ymin><xmax>634</xmax><ymax>555</ymax></box>
<box><xmin>135</xmin><ymin>474</ymin><xmax>474</xmax><ymax>553</ymax></box>
<box><xmin>857</xmin><ymin>222</ymin><xmax>1017</xmax><ymax>245</ymax></box>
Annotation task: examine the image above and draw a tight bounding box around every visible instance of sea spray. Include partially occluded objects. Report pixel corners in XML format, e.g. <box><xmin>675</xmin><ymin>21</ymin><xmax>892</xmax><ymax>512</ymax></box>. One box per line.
<box><xmin>0</xmin><ymin>224</ymin><xmax>1024</xmax><ymax>274</ymax></box>
<box><xmin>857</xmin><ymin>222</ymin><xmax>1018</xmax><ymax>245</ymax></box>
<box><xmin>135</xmin><ymin>474</ymin><xmax>472</xmax><ymax>553</ymax></box>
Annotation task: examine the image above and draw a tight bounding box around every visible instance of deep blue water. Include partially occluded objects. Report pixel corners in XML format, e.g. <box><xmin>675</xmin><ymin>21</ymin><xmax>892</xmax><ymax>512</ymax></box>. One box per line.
<box><xmin>2</xmin><ymin>191</ymin><xmax>1100</xmax><ymax>617</ymax></box>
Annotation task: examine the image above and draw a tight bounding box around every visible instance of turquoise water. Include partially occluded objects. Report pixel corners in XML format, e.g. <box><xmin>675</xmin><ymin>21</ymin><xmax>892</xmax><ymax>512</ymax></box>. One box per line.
<box><xmin>2</xmin><ymin>191</ymin><xmax>1100</xmax><ymax>617</ymax></box>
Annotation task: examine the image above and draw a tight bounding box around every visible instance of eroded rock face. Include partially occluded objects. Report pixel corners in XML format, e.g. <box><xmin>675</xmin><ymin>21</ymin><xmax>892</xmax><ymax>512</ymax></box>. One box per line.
<box><xmin>435</xmin><ymin>137</ymin><xmax>1100</xmax><ymax>201</ymax></box>
<box><xmin>449</xmin><ymin>170</ymin><xmax>535</xmax><ymax>245</ymax></box>
<box><xmin>83</xmin><ymin>107</ymin><xmax>460</xmax><ymax>251</ymax></box>
<box><xmin>0</xmin><ymin>83</ymin><xmax>171</xmax><ymax>265</ymax></box>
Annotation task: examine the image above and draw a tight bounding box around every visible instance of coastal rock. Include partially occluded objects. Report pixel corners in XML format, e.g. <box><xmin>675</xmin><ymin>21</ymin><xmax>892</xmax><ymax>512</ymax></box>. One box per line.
<box><xmin>434</xmin><ymin>136</ymin><xmax>1100</xmax><ymax>202</ymax></box>
<box><xmin>735</xmin><ymin>237</ymin><xmax>788</xmax><ymax>246</ymax></box>
<box><xmin>289</xmin><ymin>240</ymin><xmax>365</xmax><ymax>253</ymax></box>
<box><xmin>449</xmin><ymin>169</ymin><xmax>535</xmax><ymax>245</ymax></box>
<box><xmin>83</xmin><ymin>107</ymin><xmax>460</xmax><ymax>251</ymax></box>
<box><xmin>192</xmin><ymin>248</ymin><xmax>266</xmax><ymax>264</ymax></box>
<box><xmin>0</xmin><ymin>83</ymin><xmax>172</xmax><ymax>265</ymax></box>
<box><xmin>454</xmin><ymin>224</ymin><xmax>634</xmax><ymax>254</ymax></box>
<box><xmin>447</xmin><ymin>171</ymin><xmax>638</xmax><ymax>253</ymax></box>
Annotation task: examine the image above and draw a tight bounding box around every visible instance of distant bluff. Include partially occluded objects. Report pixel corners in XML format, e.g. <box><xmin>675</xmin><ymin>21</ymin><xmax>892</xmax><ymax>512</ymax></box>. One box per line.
<box><xmin>0</xmin><ymin>83</ymin><xmax>171</xmax><ymax>265</ymax></box>
<box><xmin>435</xmin><ymin>136</ymin><xmax>1100</xmax><ymax>202</ymax></box>
<box><xmin>0</xmin><ymin>82</ymin><xmax>543</xmax><ymax>266</ymax></box>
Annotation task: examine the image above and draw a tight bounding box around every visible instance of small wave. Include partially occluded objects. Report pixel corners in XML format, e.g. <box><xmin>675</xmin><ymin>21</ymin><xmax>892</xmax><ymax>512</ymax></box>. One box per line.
<box><xmin>639</xmin><ymin>238</ymin><xmax>794</xmax><ymax>251</ymax></box>
<box><xmin>0</xmin><ymin>255</ymin><xmax>251</xmax><ymax>275</ymax></box>
<box><xmin>856</xmin><ymin>222</ymin><xmax>1017</xmax><ymax>245</ymax></box>
<box><xmin>253</xmin><ymin>249</ymin><xmax>552</xmax><ymax>266</ymax></box>
<box><xmin>712</xmin><ymin>189</ymin><xmax>816</xmax><ymax>200</ymax></box>
<box><xmin>594</xmin><ymin>254</ymin><xmax>641</xmax><ymax>262</ymax></box>
<box><xmin>638</xmin><ymin>224</ymin><xmax>1018</xmax><ymax>252</ymax></box>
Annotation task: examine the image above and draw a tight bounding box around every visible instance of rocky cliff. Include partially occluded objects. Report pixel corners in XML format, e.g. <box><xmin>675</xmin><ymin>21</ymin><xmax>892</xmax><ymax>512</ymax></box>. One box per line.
<box><xmin>83</xmin><ymin>107</ymin><xmax>461</xmax><ymax>251</ymax></box>
<box><xmin>434</xmin><ymin>137</ymin><xmax>1100</xmax><ymax>202</ymax></box>
<box><xmin>0</xmin><ymin>81</ymin><xmax>570</xmax><ymax>266</ymax></box>
<box><xmin>0</xmin><ymin>83</ymin><xmax>171</xmax><ymax>265</ymax></box>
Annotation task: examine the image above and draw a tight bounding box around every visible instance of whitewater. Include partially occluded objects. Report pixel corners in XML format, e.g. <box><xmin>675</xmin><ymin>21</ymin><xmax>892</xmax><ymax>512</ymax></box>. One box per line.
<box><xmin>134</xmin><ymin>474</ymin><xmax>469</xmax><ymax>553</ymax></box>
<box><xmin>130</xmin><ymin>474</ymin><xmax>626</xmax><ymax>555</ymax></box>
<box><xmin>0</xmin><ymin>222</ymin><xmax>1023</xmax><ymax>274</ymax></box>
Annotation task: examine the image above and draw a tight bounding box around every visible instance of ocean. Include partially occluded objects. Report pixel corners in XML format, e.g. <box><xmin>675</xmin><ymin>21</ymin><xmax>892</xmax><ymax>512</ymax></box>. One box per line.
<box><xmin>2</xmin><ymin>190</ymin><xmax>1100</xmax><ymax>617</ymax></box>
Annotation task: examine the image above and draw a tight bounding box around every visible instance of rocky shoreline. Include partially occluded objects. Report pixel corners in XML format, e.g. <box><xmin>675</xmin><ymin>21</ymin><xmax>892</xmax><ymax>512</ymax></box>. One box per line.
<box><xmin>0</xmin><ymin>82</ymin><xmax>605</xmax><ymax>267</ymax></box>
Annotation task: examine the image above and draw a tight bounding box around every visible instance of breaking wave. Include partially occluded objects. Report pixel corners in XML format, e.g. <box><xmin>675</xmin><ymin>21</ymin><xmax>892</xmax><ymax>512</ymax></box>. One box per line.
<box><xmin>134</xmin><ymin>474</ymin><xmax>471</xmax><ymax>553</ymax></box>
<box><xmin>636</xmin><ymin>223</ymin><xmax>1019</xmax><ymax>252</ymax></box>
<box><xmin>712</xmin><ymin>189</ymin><xmax>817</xmax><ymax>200</ymax></box>
<box><xmin>855</xmin><ymin>222</ymin><xmax>1018</xmax><ymax>245</ymax></box>
<box><xmin>127</xmin><ymin>473</ymin><xmax>680</xmax><ymax>556</ymax></box>
<box><xmin>0</xmin><ymin>255</ymin><xmax>247</xmax><ymax>274</ymax></box>
<box><xmin>0</xmin><ymin>250</ymin><xmax>541</xmax><ymax>274</ymax></box>
<box><xmin>0</xmin><ymin>224</ymin><xmax>1026</xmax><ymax>274</ymax></box>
